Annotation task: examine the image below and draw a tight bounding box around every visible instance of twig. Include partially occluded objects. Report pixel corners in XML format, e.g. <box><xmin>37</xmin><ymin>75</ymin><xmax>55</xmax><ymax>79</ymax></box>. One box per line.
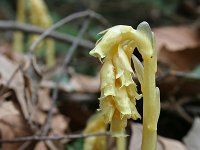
<box><xmin>0</xmin><ymin>132</ymin><xmax>109</xmax><ymax>144</ymax></box>
<box><xmin>157</xmin><ymin>68</ymin><xmax>200</xmax><ymax>83</ymax></box>
<box><xmin>41</xmin><ymin>18</ymin><xmax>91</xmax><ymax>135</ymax></box>
<box><xmin>45</xmin><ymin>141</ymin><xmax>59</xmax><ymax>150</ymax></box>
<box><xmin>0</xmin><ymin>21</ymin><xmax>94</xmax><ymax>49</ymax></box>
<box><xmin>170</xmin><ymin>70</ymin><xmax>200</xmax><ymax>80</ymax></box>
<box><xmin>28</xmin><ymin>9</ymin><xmax>109</xmax><ymax>54</ymax></box>
<box><xmin>0</xmin><ymin>10</ymin><xmax>107</xmax><ymax>148</ymax></box>
<box><xmin>0</xmin><ymin>10</ymin><xmax>107</xmax><ymax>95</ymax></box>
<box><xmin>176</xmin><ymin>106</ymin><xmax>193</xmax><ymax>124</ymax></box>
<box><xmin>19</xmin><ymin>141</ymin><xmax>32</xmax><ymax>150</ymax></box>
<box><xmin>0</xmin><ymin>9</ymin><xmax>108</xmax><ymax>101</ymax></box>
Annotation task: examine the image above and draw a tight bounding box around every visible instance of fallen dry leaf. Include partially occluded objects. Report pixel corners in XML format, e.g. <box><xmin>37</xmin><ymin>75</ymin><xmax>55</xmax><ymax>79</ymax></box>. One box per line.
<box><xmin>0</xmin><ymin>101</ymin><xmax>32</xmax><ymax>149</ymax></box>
<box><xmin>34</xmin><ymin>109</ymin><xmax>47</xmax><ymax>125</ymax></box>
<box><xmin>158</xmin><ymin>47</ymin><xmax>200</xmax><ymax>71</ymax></box>
<box><xmin>33</xmin><ymin>88</ymin><xmax>59</xmax><ymax>125</ymax></box>
<box><xmin>153</xmin><ymin>25</ymin><xmax>200</xmax><ymax>97</ymax></box>
<box><xmin>159</xmin><ymin>136</ymin><xmax>187</xmax><ymax>150</ymax></box>
<box><xmin>0</xmin><ymin>101</ymin><xmax>19</xmax><ymax>119</ymax></box>
<box><xmin>154</xmin><ymin>26</ymin><xmax>199</xmax><ymax>52</ymax></box>
<box><xmin>51</xmin><ymin>114</ymin><xmax>69</xmax><ymax>135</ymax></box>
<box><xmin>129</xmin><ymin>123</ymin><xmax>186</xmax><ymax>150</ymax></box>
<box><xmin>0</xmin><ymin>55</ymin><xmax>29</xmax><ymax>119</ymax></box>
<box><xmin>154</xmin><ymin>26</ymin><xmax>200</xmax><ymax>71</ymax></box>
<box><xmin>68</xmin><ymin>73</ymin><xmax>100</xmax><ymax>93</ymax></box>
<box><xmin>33</xmin><ymin>88</ymin><xmax>69</xmax><ymax>134</ymax></box>
<box><xmin>0</xmin><ymin>43</ymin><xmax>25</xmax><ymax>65</ymax></box>
<box><xmin>37</xmin><ymin>88</ymin><xmax>58</xmax><ymax>113</ymax></box>
<box><xmin>183</xmin><ymin>117</ymin><xmax>200</xmax><ymax>150</ymax></box>
<box><xmin>34</xmin><ymin>142</ymin><xmax>48</xmax><ymax>150</ymax></box>
<box><xmin>41</xmin><ymin>73</ymin><xmax>100</xmax><ymax>94</ymax></box>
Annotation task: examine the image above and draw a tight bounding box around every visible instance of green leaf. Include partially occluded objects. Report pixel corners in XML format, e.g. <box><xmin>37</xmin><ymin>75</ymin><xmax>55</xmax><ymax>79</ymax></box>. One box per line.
<box><xmin>65</xmin><ymin>138</ymin><xmax>83</xmax><ymax>150</ymax></box>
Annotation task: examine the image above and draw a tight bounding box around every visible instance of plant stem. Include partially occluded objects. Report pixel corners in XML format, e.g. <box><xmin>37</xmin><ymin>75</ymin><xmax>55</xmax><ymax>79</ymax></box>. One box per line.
<box><xmin>141</xmin><ymin>57</ymin><xmax>158</xmax><ymax>150</ymax></box>
<box><xmin>142</xmin><ymin>127</ymin><xmax>157</xmax><ymax>150</ymax></box>
<box><xmin>14</xmin><ymin>0</ymin><xmax>25</xmax><ymax>52</ymax></box>
<box><xmin>116</xmin><ymin>136</ymin><xmax>126</xmax><ymax>150</ymax></box>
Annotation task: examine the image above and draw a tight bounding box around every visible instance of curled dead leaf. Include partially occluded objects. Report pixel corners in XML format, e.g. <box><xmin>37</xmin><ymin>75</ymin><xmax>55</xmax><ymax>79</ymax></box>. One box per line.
<box><xmin>0</xmin><ymin>101</ymin><xmax>32</xmax><ymax>149</ymax></box>
<box><xmin>0</xmin><ymin>55</ymin><xmax>29</xmax><ymax>119</ymax></box>
<box><xmin>183</xmin><ymin>117</ymin><xmax>200</xmax><ymax>150</ymax></box>
<box><xmin>68</xmin><ymin>73</ymin><xmax>100</xmax><ymax>93</ymax></box>
<box><xmin>154</xmin><ymin>26</ymin><xmax>199</xmax><ymax>52</ymax></box>
<box><xmin>51</xmin><ymin>115</ymin><xmax>69</xmax><ymax>135</ymax></box>
<box><xmin>154</xmin><ymin>26</ymin><xmax>200</xmax><ymax>71</ymax></box>
<box><xmin>34</xmin><ymin>142</ymin><xmax>48</xmax><ymax>150</ymax></box>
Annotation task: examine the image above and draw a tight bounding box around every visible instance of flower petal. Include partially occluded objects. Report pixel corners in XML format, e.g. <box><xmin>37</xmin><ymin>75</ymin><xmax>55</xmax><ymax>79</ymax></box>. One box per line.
<box><xmin>118</xmin><ymin>45</ymin><xmax>133</xmax><ymax>72</ymax></box>
<box><xmin>89</xmin><ymin>25</ymin><xmax>133</xmax><ymax>60</ymax></box>
<box><xmin>84</xmin><ymin>112</ymin><xmax>106</xmax><ymax>133</ymax></box>
<box><xmin>84</xmin><ymin>112</ymin><xmax>107</xmax><ymax>150</ymax></box>
<box><xmin>99</xmin><ymin>96</ymin><xmax>115</xmax><ymax>124</ymax></box>
<box><xmin>110</xmin><ymin>110</ymin><xmax>127</xmax><ymax>137</ymax></box>
<box><xmin>113</xmin><ymin>53</ymin><xmax>134</xmax><ymax>87</ymax></box>
<box><xmin>100</xmin><ymin>60</ymin><xmax>115</xmax><ymax>96</ymax></box>
<box><xmin>114</xmin><ymin>86</ymin><xmax>132</xmax><ymax>115</ymax></box>
<box><xmin>126</xmin><ymin>83</ymin><xmax>142</xmax><ymax>100</ymax></box>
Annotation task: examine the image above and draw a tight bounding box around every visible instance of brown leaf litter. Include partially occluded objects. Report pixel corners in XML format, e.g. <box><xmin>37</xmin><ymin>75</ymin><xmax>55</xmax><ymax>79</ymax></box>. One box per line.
<box><xmin>0</xmin><ymin>53</ymin><xmax>69</xmax><ymax>150</ymax></box>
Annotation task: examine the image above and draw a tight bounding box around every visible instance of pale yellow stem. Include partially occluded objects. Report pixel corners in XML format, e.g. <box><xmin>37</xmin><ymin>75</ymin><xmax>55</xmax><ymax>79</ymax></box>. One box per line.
<box><xmin>14</xmin><ymin>0</ymin><xmax>25</xmax><ymax>52</ymax></box>
<box><xmin>141</xmin><ymin>57</ymin><xmax>158</xmax><ymax>150</ymax></box>
<box><xmin>116</xmin><ymin>136</ymin><xmax>126</xmax><ymax>150</ymax></box>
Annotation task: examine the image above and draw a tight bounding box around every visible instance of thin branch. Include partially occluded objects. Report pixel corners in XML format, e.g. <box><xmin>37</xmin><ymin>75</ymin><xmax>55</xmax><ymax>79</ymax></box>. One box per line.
<box><xmin>0</xmin><ymin>10</ymin><xmax>107</xmax><ymax>149</ymax></box>
<box><xmin>170</xmin><ymin>70</ymin><xmax>200</xmax><ymax>80</ymax></box>
<box><xmin>0</xmin><ymin>132</ymin><xmax>109</xmax><ymax>144</ymax></box>
<box><xmin>41</xmin><ymin>18</ymin><xmax>91</xmax><ymax>135</ymax></box>
<box><xmin>176</xmin><ymin>106</ymin><xmax>193</xmax><ymax>124</ymax></box>
<box><xmin>0</xmin><ymin>10</ymin><xmax>107</xmax><ymax>100</ymax></box>
<box><xmin>0</xmin><ymin>21</ymin><xmax>94</xmax><ymax>49</ymax></box>
<box><xmin>28</xmin><ymin>9</ymin><xmax>109</xmax><ymax>54</ymax></box>
<box><xmin>157</xmin><ymin>68</ymin><xmax>200</xmax><ymax>83</ymax></box>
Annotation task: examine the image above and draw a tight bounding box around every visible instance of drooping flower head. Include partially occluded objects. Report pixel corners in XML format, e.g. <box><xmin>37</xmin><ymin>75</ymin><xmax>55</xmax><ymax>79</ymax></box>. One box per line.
<box><xmin>89</xmin><ymin>22</ymin><xmax>157</xmax><ymax>137</ymax></box>
<box><xmin>83</xmin><ymin>112</ymin><xmax>107</xmax><ymax>150</ymax></box>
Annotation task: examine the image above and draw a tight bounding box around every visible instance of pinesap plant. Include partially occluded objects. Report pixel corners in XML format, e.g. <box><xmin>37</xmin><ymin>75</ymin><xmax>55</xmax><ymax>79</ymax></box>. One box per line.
<box><xmin>84</xmin><ymin>21</ymin><xmax>160</xmax><ymax>150</ymax></box>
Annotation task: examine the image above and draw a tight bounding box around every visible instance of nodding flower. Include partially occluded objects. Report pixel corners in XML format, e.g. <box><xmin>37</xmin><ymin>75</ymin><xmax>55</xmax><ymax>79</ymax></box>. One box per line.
<box><xmin>89</xmin><ymin>22</ymin><xmax>160</xmax><ymax>150</ymax></box>
<box><xmin>89</xmin><ymin>22</ymin><xmax>158</xmax><ymax>137</ymax></box>
<box><xmin>89</xmin><ymin>23</ymin><xmax>150</xmax><ymax>136</ymax></box>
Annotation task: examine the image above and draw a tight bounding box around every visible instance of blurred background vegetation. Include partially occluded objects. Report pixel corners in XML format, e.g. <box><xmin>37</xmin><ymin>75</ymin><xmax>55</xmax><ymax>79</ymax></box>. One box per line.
<box><xmin>0</xmin><ymin>1</ymin><xmax>200</xmax><ymax>149</ymax></box>
<box><xmin>0</xmin><ymin>0</ymin><xmax>199</xmax><ymax>75</ymax></box>
<box><xmin>1</xmin><ymin>0</ymin><xmax>199</xmax><ymax>25</ymax></box>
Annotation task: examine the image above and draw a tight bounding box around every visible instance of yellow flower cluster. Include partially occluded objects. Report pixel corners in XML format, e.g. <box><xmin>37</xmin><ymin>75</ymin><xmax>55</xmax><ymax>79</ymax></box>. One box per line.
<box><xmin>89</xmin><ymin>22</ymin><xmax>160</xmax><ymax>150</ymax></box>
<box><xmin>89</xmin><ymin>25</ymin><xmax>150</xmax><ymax>136</ymax></box>
<box><xmin>83</xmin><ymin>112</ymin><xmax>107</xmax><ymax>150</ymax></box>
